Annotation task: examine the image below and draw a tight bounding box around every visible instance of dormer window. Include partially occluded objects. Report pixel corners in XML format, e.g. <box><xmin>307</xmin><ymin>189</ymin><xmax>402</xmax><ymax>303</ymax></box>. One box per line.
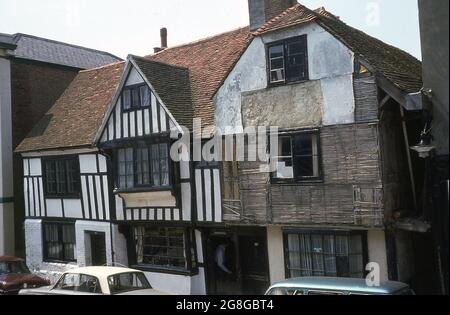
<box><xmin>122</xmin><ymin>84</ymin><xmax>151</xmax><ymax>111</ymax></box>
<box><xmin>268</xmin><ymin>35</ymin><xmax>308</xmax><ymax>85</ymax></box>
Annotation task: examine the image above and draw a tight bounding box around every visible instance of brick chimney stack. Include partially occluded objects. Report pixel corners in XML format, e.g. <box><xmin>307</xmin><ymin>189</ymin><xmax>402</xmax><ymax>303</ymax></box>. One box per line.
<box><xmin>154</xmin><ymin>27</ymin><xmax>168</xmax><ymax>54</ymax></box>
<box><xmin>248</xmin><ymin>0</ymin><xmax>297</xmax><ymax>31</ymax></box>
<box><xmin>160</xmin><ymin>27</ymin><xmax>168</xmax><ymax>49</ymax></box>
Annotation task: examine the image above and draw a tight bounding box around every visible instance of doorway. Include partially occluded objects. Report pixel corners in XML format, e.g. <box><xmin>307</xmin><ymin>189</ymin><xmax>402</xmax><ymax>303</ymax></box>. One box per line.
<box><xmin>205</xmin><ymin>227</ymin><xmax>270</xmax><ymax>295</ymax></box>
<box><xmin>90</xmin><ymin>232</ymin><xmax>107</xmax><ymax>266</ymax></box>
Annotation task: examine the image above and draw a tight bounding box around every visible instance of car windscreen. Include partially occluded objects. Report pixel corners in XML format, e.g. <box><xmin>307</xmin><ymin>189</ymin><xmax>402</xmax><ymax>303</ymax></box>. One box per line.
<box><xmin>0</xmin><ymin>261</ymin><xmax>31</xmax><ymax>275</ymax></box>
<box><xmin>54</xmin><ymin>273</ymin><xmax>102</xmax><ymax>294</ymax></box>
<box><xmin>107</xmin><ymin>272</ymin><xmax>151</xmax><ymax>295</ymax></box>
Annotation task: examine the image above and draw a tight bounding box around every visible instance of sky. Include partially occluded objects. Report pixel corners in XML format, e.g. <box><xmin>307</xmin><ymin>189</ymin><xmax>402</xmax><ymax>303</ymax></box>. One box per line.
<box><xmin>0</xmin><ymin>0</ymin><xmax>422</xmax><ymax>60</ymax></box>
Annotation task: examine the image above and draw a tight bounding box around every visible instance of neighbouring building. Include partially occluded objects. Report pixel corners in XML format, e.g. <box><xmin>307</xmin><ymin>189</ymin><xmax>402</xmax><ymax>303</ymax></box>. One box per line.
<box><xmin>416</xmin><ymin>0</ymin><xmax>449</xmax><ymax>294</ymax></box>
<box><xmin>0</xmin><ymin>33</ymin><xmax>120</xmax><ymax>257</ymax></box>
<box><xmin>16</xmin><ymin>1</ymin><xmax>424</xmax><ymax>294</ymax></box>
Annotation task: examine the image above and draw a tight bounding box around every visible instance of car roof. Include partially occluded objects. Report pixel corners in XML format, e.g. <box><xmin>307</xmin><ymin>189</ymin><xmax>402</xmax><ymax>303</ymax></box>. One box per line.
<box><xmin>63</xmin><ymin>267</ymin><xmax>141</xmax><ymax>278</ymax></box>
<box><xmin>269</xmin><ymin>277</ymin><xmax>410</xmax><ymax>294</ymax></box>
<box><xmin>0</xmin><ymin>256</ymin><xmax>24</xmax><ymax>262</ymax></box>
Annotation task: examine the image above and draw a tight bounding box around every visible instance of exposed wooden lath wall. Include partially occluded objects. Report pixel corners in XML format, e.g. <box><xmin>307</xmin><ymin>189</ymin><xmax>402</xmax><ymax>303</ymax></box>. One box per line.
<box><xmin>222</xmin><ymin>123</ymin><xmax>384</xmax><ymax>228</ymax></box>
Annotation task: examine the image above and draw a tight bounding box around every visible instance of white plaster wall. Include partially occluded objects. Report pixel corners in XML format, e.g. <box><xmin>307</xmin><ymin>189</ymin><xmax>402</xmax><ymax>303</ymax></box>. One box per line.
<box><xmin>144</xmin><ymin>272</ymin><xmax>192</xmax><ymax>295</ymax></box>
<box><xmin>0</xmin><ymin>57</ymin><xmax>14</xmax><ymax>255</ymax></box>
<box><xmin>25</xmin><ymin>219</ymin><xmax>78</xmax><ymax>284</ymax></box>
<box><xmin>267</xmin><ymin>226</ymin><xmax>286</xmax><ymax>284</ymax></box>
<box><xmin>321</xmin><ymin>75</ymin><xmax>355</xmax><ymax>125</ymax></box>
<box><xmin>367</xmin><ymin>230</ymin><xmax>389</xmax><ymax>282</ymax></box>
<box><xmin>79</xmin><ymin>154</ymin><xmax>98</xmax><ymax>173</ymax></box>
<box><xmin>214</xmin><ymin>22</ymin><xmax>356</xmax><ymax>132</ymax></box>
<box><xmin>75</xmin><ymin>220</ymin><xmax>114</xmax><ymax>267</ymax></box>
<box><xmin>214</xmin><ymin>38</ymin><xmax>267</xmax><ymax>135</ymax></box>
<box><xmin>126</xmin><ymin>67</ymin><xmax>145</xmax><ymax>86</ymax></box>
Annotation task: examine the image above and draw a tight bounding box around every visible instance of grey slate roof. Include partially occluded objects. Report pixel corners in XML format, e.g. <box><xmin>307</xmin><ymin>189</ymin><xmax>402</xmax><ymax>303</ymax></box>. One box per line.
<box><xmin>12</xmin><ymin>33</ymin><xmax>121</xmax><ymax>69</ymax></box>
<box><xmin>0</xmin><ymin>33</ymin><xmax>17</xmax><ymax>50</ymax></box>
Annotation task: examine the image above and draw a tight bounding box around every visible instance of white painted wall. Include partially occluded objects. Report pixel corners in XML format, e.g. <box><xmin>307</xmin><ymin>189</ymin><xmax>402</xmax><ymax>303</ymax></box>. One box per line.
<box><xmin>214</xmin><ymin>37</ymin><xmax>267</xmax><ymax>134</ymax></box>
<box><xmin>25</xmin><ymin>219</ymin><xmax>128</xmax><ymax>283</ymax></box>
<box><xmin>267</xmin><ymin>226</ymin><xmax>286</xmax><ymax>284</ymax></box>
<box><xmin>75</xmin><ymin>220</ymin><xmax>114</xmax><ymax>267</ymax></box>
<box><xmin>25</xmin><ymin>219</ymin><xmax>78</xmax><ymax>284</ymax></box>
<box><xmin>214</xmin><ymin>22</ymin><xmax>356</xmax><ymax>133</ymax></box>
<box><xmin>0</xmin><ymin>57</ymin><xmax>14</xmax><ymax>255</ymax></box>
<box><xmin>367</xmin><ymin>230</ymin><xmax>389</xmax><ymax>282</ymax></box>
<box><xmin>126</xmin><ymin>67</ymin><xmax>145</xmax><ymax>86</ymax></box>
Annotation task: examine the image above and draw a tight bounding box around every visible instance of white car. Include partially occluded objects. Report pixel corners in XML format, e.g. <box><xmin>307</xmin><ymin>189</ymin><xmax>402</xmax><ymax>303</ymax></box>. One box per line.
<box><xmin>19</xmin><ymin>266</ymin><xmax>170</xmax><ymax>295</ymax></box>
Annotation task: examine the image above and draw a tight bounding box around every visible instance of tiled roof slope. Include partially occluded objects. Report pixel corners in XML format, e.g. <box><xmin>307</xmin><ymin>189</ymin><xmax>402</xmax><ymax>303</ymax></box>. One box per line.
<box><xmin>254</xmin><ymin>4</ymin><xmax>422</xmax><ymax>93</ymax></box>
<box><xmin>132</xmin><ymin>55</ymin><xmax>194</xmax><ymax>130</ymax></box>
<box><xmin>13</xmin><ymin>33</ymin><xmax>121</xmax><ymax>69</ymax></box>
<box><xmin>0</xmin><ymin>33</ymin><xmax>17</xmax><ymax>50</ymax></box>
<box><xmin>147</xmin><ymin>27</ymin><xmax>253</xmax><ymax>128</ymax></box>
<box><xmin>15</xmin><ymin>62</ymin><xmax>125</xmax><ymax>153</ymax></box>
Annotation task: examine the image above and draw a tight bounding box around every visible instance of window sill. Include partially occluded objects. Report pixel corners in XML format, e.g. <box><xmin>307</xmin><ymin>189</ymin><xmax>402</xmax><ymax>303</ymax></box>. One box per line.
<box><xmin>45</xmin><ymin>195</ymin><xmax>81</xmax><ymax>200</ymax></box>
<box><xmin>268</xmin><ymin>78</ymin><xmax>310</xmax><ymax>89</ymax></box>
<box><xmin>271</xmin><ymin>178</ymin><xmax>323</xmax><ymax>186</ymax></box>
<box><xmin>131</xmin><ymin>265</ymin><xmax>199</xmax><ymax>277</ymax></box>
<box><xmin>114</xmin><ymin>186</ymin><xmax>175</xmax><ymax>195</ymax></box>
<box><xmin>122</xmin><ymin>106</ymin><xmax>151</xmax><ymax>113</ymax></box>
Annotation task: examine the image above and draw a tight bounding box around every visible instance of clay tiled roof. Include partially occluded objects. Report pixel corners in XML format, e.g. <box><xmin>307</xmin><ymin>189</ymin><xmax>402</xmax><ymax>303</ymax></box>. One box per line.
<box><xmin>147</xmin><ymin>27</ymin><xmax>253</xmax><ymax>130</ymax></box>
<box><xmin>15</xmin><ymin>62</ymin><xmax>125</xmax><ymax>153</ymax></box>
<box><xmin>132</xmin><ymin>55</ymin><xmax>194</xmax><ymax>130</ymax></box>
<box><xmin>254</xmin><ymin>4</ymin><xmax>422</xmax><ymax>93</ymax></box>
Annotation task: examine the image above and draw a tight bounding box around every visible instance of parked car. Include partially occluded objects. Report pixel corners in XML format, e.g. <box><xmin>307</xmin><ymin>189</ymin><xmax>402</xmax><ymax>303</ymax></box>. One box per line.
<box><xmin>0</xmin><ymin>256</ymin><xmax>50</xmax><ymax>295</ymax></box>
<box><xmin>265</xmin><ymin>277</ymin><xmax>415</xmax><ymax>295</ymax></box>
<box><xmin>19</xmin><ymin>266</ymin><xmax>170</xmax><ymax>295</ymax></box>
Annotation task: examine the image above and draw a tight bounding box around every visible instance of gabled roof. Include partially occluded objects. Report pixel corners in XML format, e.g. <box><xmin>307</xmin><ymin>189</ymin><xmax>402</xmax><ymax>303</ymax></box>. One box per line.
<box><xmin>147</xmin><ymin>27</ymin><xmax>253</xmax><ymax>130</ymax></box>
<box><xmin>15</xmin><ymin>62</ymin><xmax>125</xmax><ymax>153</ymax></box>
<box><xmin>12</xmin><ymin>33</ymin><xmax>121</xmax><ymax>69</ymax></box>
<box><xmin>0</xmin><ymin>33</ymin><xmax>17</xmax><ymax>50</ymax></box>
<box><xmin>132</xmin><ymin>56</ymin><xmax>194</xmax><ymax>130</ymax></box>
<box><xmin>254</xmin><ymin>4</ymin><xmax>422</xmax><ymax>93</ymax></box>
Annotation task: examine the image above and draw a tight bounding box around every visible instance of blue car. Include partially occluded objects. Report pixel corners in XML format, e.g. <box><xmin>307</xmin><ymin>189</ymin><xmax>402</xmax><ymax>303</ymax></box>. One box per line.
<box><xmin>265</xmin><ymin>277</ymin><xmax>415</xmax><ymax>295</ymax></box>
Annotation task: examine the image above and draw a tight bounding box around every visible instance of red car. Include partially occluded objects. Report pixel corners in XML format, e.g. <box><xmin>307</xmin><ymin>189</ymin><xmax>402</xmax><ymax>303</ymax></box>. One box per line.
<box><xmin>0</xmin><ymin>256</ymin><xmax>50</xmax><ymax>295</ymax></box>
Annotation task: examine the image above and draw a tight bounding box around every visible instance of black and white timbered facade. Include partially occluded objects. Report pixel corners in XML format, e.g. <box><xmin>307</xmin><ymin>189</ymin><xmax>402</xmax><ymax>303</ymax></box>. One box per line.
<box><xmin>19</xmin><ymin>1</ymin><xmax>424</xmax><ymax>296</ymax></box>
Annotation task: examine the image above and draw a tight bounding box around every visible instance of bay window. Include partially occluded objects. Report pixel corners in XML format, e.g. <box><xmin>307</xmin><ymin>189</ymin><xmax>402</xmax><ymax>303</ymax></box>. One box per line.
<box><xmin>117</xmin><ymin>143</ymin><xmax>170</xmax><ymax>190</ymax></box>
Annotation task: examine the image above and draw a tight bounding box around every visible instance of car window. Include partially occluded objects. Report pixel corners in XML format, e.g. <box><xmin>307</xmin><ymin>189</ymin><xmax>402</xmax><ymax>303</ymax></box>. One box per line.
<box><xmin>0</xmin><ymin>261</ymin><xmax>31</xmax><ymax>275</ymax></box>
<box><xmin>268</xmin><ymin>288</ymin><xmax>305</xmax><ymax>295</ymax></box>
<box><xmin>108</xmin><ymin>272</ymin><xmax>151</xmax><ymax>295</ymax></box>
<box><xmin>308</xmin><ymin>290</ymin><xmax>344</xmax><ymax>295</ymax></box>
<box><xmin>54</xmin><ymin>273</ymin><xmax>102</xmax><ymax>294</ymax></box>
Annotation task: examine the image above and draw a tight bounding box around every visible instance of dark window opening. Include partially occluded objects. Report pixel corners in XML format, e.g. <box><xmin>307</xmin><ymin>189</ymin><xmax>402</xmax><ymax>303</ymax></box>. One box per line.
<box><xmin>273</xmin><ymin>132</ymin><xmax>321</xmax><ymax>181</ymax></box>
<box><xmin>122</xmin><ymin>84</ymin><xmax>151</xmax><ymax>111</ymax></box>
<box><xmin>44</xmin><ymin>157</ymin><xmax>80</xmax><ymax>197</ymax></box>
<box><xmin>43</xmin><ymin>223</ymin><xmax>76</xmax><ymax>263</ymax></box>
<box><xmin>268</xmin><ymin>35</ymin><xmax>308</xmax><ymax>84</ymax></box>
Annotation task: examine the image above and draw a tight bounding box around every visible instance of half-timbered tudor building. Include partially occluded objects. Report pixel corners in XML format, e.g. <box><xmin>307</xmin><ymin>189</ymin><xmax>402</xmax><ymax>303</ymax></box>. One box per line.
<box><xmin>16</xmin><ymin>1</ymin><xmax>423</xmax><ymax>294</ymax></box>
